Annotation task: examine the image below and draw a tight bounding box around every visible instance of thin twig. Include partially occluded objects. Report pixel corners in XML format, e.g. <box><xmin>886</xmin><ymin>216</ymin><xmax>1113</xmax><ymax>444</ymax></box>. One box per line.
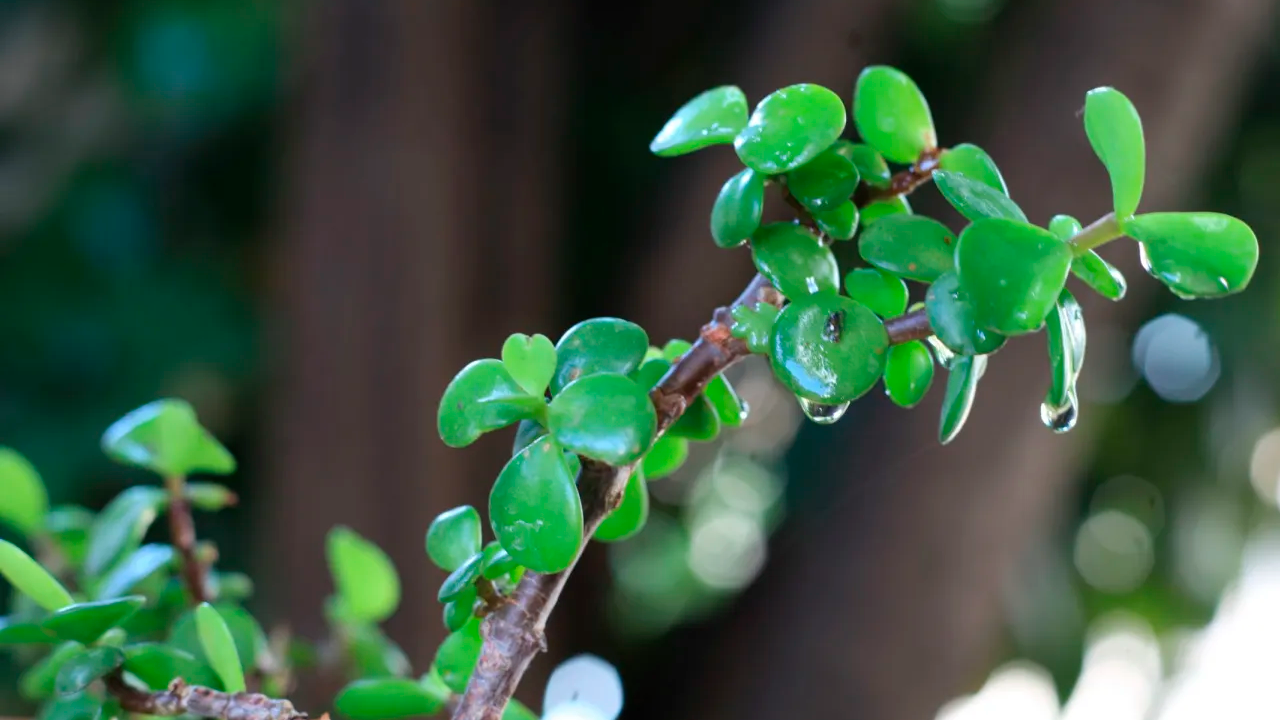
<box><xmin>450</xmin><ymin>157</ymin><xmax>942</xmax><ymax>720</ymax></box>
<box><xmin>164</xmin><ymin>475</ymin><xmax>207</xmax><ymax>605</ymax></box>
<box><xmin>104</xmin><ymin>673</ymin><xmax>314</xmax><ymax>720</ymax></box>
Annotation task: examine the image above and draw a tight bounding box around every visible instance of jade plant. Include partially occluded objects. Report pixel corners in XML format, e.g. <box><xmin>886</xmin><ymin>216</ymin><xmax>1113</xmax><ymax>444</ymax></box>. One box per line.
<box><xmin>0</xmin><ymin>67</ymin><xmax>1259</xmax><ymax>720</ymax></box>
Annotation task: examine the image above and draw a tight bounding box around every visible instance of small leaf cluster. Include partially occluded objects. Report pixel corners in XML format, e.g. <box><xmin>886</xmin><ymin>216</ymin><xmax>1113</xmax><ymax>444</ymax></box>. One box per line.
<box><xmin>651</xmin><ymin>67</ymin><xmax>1259</xmax><ymax>441</ymax></box>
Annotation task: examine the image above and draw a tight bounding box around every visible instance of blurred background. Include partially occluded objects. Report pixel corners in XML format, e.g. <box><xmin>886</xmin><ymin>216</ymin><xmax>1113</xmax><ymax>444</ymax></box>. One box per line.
<box><xmin>1</xmin><ymin>0</ymin><xmax>1279</xmax><ymax>718</ymax></box>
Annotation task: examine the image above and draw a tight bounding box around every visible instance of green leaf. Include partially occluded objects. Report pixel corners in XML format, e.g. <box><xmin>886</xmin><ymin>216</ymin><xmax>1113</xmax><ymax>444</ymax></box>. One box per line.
<box><xmin>93</xmin><ymin>545</ymin><xmax>174</xmax><ymax>601</ymax></box>
<box><xmin>168</xmin><ymin>604</ymin><xmax>266</xmax><ymax>676</ymax></box>
<box><xmin>704</xmin><ymin>374</ymin><xmax>747</xmax><ymax>427</ymax></box>
<box><xmin>729</xmin><ymin>304</ymin><xmax>781</xmax><ymax>354</ymax></box>
<box><xmin>832</xmin><ymin>141</ymin><xmax>891</xmax><ymax>187</ymax></box>
<box><xmin>437</xmin><ymin>359</ymin><xmax>543</xmax><ymax>448</ymax></box>
<box><xmin>933</xmin><ymin>170</ymin><xmax>1027</xmax><ymax>222</ymax></box>
<box><xmin>42</xmin><ymin>597</ymin><xmax>144</xmax><ymax>644</ymax></box>
<box><xmin>750</xmin><ymin>223</ymin><xmax>839</xmax><ymax>298</ymax></box>
<box><xmin>710</xmin><ymin>168</ymin><xmax>765</xmax><ymax>249</ymax></box>
<box><xmin>101</xmin><ymin>399</ymin><xmax>234</xmax><ymax>477</ymax></box>
<box><xmin>123</xmin><ymin>643</ymin><xmax>220</xmax><ymax>690</ymax></box>
<box><xmin>925</xmin><ymin>271</ymin><xmax>1007</xmax><ymax>355</ymax></box>
<box><xmin>511</xmin><ymin>419</ymin><xmax>548</xmax><ymax>456</ymax></box>
<box><xmin>955</xmin><ymin>218</ymin><xmax>1073</xmax><ymax>335</ymax></box>
<box><xmin>1126</xmin><ymin>212</ymin><xmax>1258</xmax><ymax>298</ymax></box>
<box><xmin>419</xmin><ymin>667</ymin><xmax>453</xmax><ymax>707</ymax></box>
<box><xmin>650</xmin><ymin>86</ymin><xmax>748</xmax><ymax>157</ymax></box>
<box><xmin>434</xmin><ymin>618</ymin><xmax>483</xmax><ymax>694</ymax></box>
<box><xmin>667</xmin><ymin>393</ymin><xmax>720</xmax><ymax>442</ymax></box>
<box><xmin>938</xmin><ymin>144</ymin><xmax>1007</xmax><ymax>194</ymax></box>
<box><xmin>426</xmin><ymin>506</ymin><xmax>483</xmax><ymax>572</ymax></box>
<box><xmin>858</xmin><ymin>214</ymin><xmax>956</xmax><ymax>282</ymax></box>
<box><xmin>55</xmin><ymin>647</ymin><xmax>123</xmax><ymax>696</ymax></box>
<box><xmin>630</xmin><ymin>357</ymin><xmax>671</xmax><ymax>393</ymax></box>
<box><xmin>661</xmin><ymin>339</ymin><xmax>694</xmax><ymax>362</ymax></box>
<box><xmin>195</xmin><ymin>602</ymin><xmax>245</xmax><ymax>693</ymax></box>
<box><xmin>442</xmin><ymin>591</ymin><xmax>475</xmax><ymax>632</ymax></box>
<box><xmin>490</xmin><ymin>436</ymin><xmax>583</xmax><ymax>573</ymax></box>
<box><xmin>344</xmin><ymin>623</ymin><xmax>411</xmax><ymax>679</ymax></box>
<box><xmin>185</xmin><ymin>483</ymin><xmax>237</xmax><ymax>511</ymax></box>
<box><xmin>1084</xmin><ymin>87</ymin><xmax>1145</xmax><ymax>219</ymax></box>
<box><xmin>595</xmin><ymin>470</ymin><xmax>649</xmax><ymax>542</ymax></box>
<box><xmin>812</xmin><ymin>201</ymin><xmax>859</xmax><ymax>241</ymax></box>
<box><xmin>786</xmin><ymin>147</ymin><xmax>860</xmax><ymax>212</ymax></box>
<box><xmin>1072</xmin><ymin>250</ymin><xmax>1127</xmax><ymax>300</ymax></box>
<box><xmin>501</xmin><ymin>334</ymin><xmax>557</xmax><ymax>397</ymax></box>
<box><xmin>0</xmin><ymin>448</ymin><xmax>48</xmax><ymax>536</ymax></box>
<box><xmin>437</xmin><ymin>553</ymin><xmax>483</xmax><ymax>603</ymax></box>
<box><xmin>844</xmin><ymin>268</ymin><xmax>908</xmax><ymax>318</ymax></box>
<box><xmin>548</xmin><ymin>373</ymin><xmax>656</xmax><ymax>465</ymax></box>
<box><xmin>336</xmin><ymin>677</ymin><xmax>447</xmax><ymax>720</ymax></box>
<box><xmin>640</xmin><ymin>436</ymin><xmax>689</xmax><ymax>480</ymax></box>
<box><xmin>1048</xmin><ymin>214</ymin><xmax>1083</xmax><ymax>241</ymax></box>
<box><xmin>1045</xmin><ymin>290</ymin><xmax>1086</xmax><ymax>409</ymax></box>
<box><xmin>83</xmin><ymin>486</ymin><xmax>167</xmax><ymax>579</ymax></box>
<box><xmin>551</xmin><ymin>318</ymin><xmax>649</xmax><ymax>395</ymax></box>
<box><xmin>852</xmin><ymin>66</ymin><xmax>937</xmax><ymax>164</ymax></box>
<box><xmin>940</xmin><ymin>355</ymin><xmax>986</xmax><ymax>445</ymax></box>
<box><xmin>19</xmin><ymin>641</ymin><xmax>82</xmax><ymax>700</ymax></box>
<box><xmin>884</xmin><ymin>341</ymin><xmax>935</xmax><ymax>409</ymax></box>
<box><xmin>479</xmin><ymin>541</ymin><xmax>519</xmax><ymax>581</ymax></box>
<box><xmin>43</xmin><ymin>507</ymin><xmax>93</xmax><ymax>571</ymax></box>
<box><xmin>37</xmin><ymin>692</ymin><xmax>103</xmax><ymax>720</ymax></box>
<box><xmin>326</xmin><ymin>527</ymin><xmax>401</xmax><ymax>624</ymax></box>
<box><xmin>0</xmin><ymin>539</ymin><xmax>73</xmax><ymax>611</ymax></box>
<box><xmin>769</xmin><ymin>294</ymin><xmax>888</xmax><ymax>403</ymax></box>
<box><xmin>734</xmin><ymin>84</ymin><xmax>846</xmax><ymax>174</ymax></box>
<box><xmin>0</xmin><ymin>619</ymin><xmax>57</xmax><ymax>645</ymax></box>
<box><xmin>860</xmin><ymin>195</ymin><xmax>911</xmax><ymax>225</ymax></box>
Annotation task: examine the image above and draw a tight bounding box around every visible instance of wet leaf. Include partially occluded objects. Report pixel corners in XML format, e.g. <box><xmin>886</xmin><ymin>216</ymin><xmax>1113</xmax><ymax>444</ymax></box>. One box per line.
<box><xmin>858</xmin><ymin>214</ymin><xmax>956</xmax><ymax>282</ymax></box>
<box><xmin>955</xmin><ymin>218</ymin><xmax>1073</xmax><ymax>335</ymax></box>
<box><xmin>489</xmin><ymin>436</ymin><xmax>583</xmax><ymax>573</ymax></box>
<box><xmin>551</xmin><ymin>318</ymin><xmax>649</xmax><ymax>395</ymax></box>
<box><xmin>479</xmin><ymin>541</ymin><xmax>519</xmax><ymax>580</ymax></box>
<box><xmin>335</xmin><ymin>677</ymin><xmax>447</xmax><ymax>720</ymax></box>
<box><xmin>1126</xmin><ymin>212</ymin><xmax>1258</xmax><ymax>298</ymax></box>
<box><xmin>729</xmin><ymin>304</ymin><xmax>781</xmax><ymax>354</ymax></box>
<box><xmin>735</xmin><ymin>84</ymin><xmax>846</xmax><ymax>174</ymax></box>
<box><xmin>925</xmin><ymin>272</ymin><xmax>1007</xmax><ymax>356</ymax></box>
<box><xmin>640</xmin><ymin>436</ymin><xmax>689</xmax><ymax>480</ymax></box>
<box><xmin>434</xmin><ymin>618</ymin><xmax>483</xmax><ymax>694</ymax></box>
<box><xmin>1048</xmin><ymin>214</ymin><xmax>1083</xmax><ymax>241</ymax></box>
<box><xmin>750</xmin><ymin>222</ymin><xmax>839</xmax><ymax>298</ymax></box>
<box><xmin>595</xmin><ymin>470</ymin><xmax>649</xmax><ymax>542</ymax></box>
<box><xmin>786</xmin><ymin>146</ymin><xmax>860</xmax><ymax>212</ymax></box>
<box><xmin>426</xmin><ymin>506</ymin><xmax>483</xmax><ymax>572</ymax></box>
<box><xmin>940</xmin><ymin>355</ymin><xmax>986</xmax><ymax>445</ymax></box>
<box><xmin>844</xmin><ymin>268</ymin><xmax>908</xmax><ymax>318</ymax></box>
<box><xmin>501</xmin><ymin>333</ymin><xmax>557</xmax><ymax>397</ymax></box>
<box><xmin>938</xmin><ymin>144</ymin><xmax>1007</xmax><ymax>194</ymax></box>
<box><xmin>667</xmin><ymin>393</ymin><xmax>720</xmax><ymax>442</ymax></box>
<box><xmin>853</xmin><ymin>66</ymin><xmax>936</xmax><ymax>163</ymax></box>
<box><xmin>1072</xmin><ymin>250</ymin><xmax>1127</xmax><ymax>300</ymax></box>
<box><xmin>860</xmin><ymin>195</ymin><xmax>911</xmax><ymax>225</ymax></box>
<box><xmin>437</xmin><ymin>359</ymin><xmax>544</xmax><ymax>448</ymax></box>
<box><xmin>42</xmin><ymin>597</ymin><xmax>144</xmax><ymax>644</ymax></box>
<box><xmin>650</xmin><ymin>86</ymin><xmax>748</xmax><ymax>157</ymax></box>
<box><xmin>703</xmin><ymin>374</ymin><xmax>747</xmax><ymax>427</ymax></box>
<box><xmin>812</xmin><ymin>200</ymin><xmax>859</xmax><ymax>241</ymax></box>
<box><xmin>831</xmin><ymin>141</ymin><xmax>891</xmax><ymax>187</ymax></box>
<box><xmin>883</xmin><ymin>341</ymin><xmax>934</xmax><ymax>409</ymax></box>
<box><xmin>769</xmin><ymin>294</ymin><xmax>889</xmax><ymax>403</ymax></box>
<box><xmin>1084</xmin><ymin>87</ymin><xmax>1145</xmax><ymax>219</ymax></box>
<box><xmin>1045</xmin><ymin>290</ymin><xmax>1086</xmax><ymax>409</ymax></box>
<box><xmin>933</xmin><ymin>170</ymin><xmax>1026</xmax><ymax>223</ymax></box>
<box><xmin>436</xmin><ymin>553</ymin><xmax>483</xmax><ymax>603</ymax></box>
<box><xmin>710</xmin><ymin>168</ymin><xmax>765</xmax><ymax>249</ymax></box>
<box><xmin>548</xmin><ymin>373</ymin><xmax>656</xmax><ymax>465</ymax></box>
<box><xmin>55</xmin><ymin>647</ymin><xmax>123</xmax><ymax>696</ymax></box>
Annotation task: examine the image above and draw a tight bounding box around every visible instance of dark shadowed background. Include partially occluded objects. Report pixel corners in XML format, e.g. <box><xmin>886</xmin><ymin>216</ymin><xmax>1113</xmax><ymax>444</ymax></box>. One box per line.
<box><xmin>3</xmin><ymin>0</ymin><xmax>1280</xmax><ymax>718</ymax></box>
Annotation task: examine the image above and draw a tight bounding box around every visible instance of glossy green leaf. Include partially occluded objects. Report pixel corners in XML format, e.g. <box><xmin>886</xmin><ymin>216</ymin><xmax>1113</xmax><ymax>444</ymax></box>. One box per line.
<box><xmin>442</xmin><ymin>591</ymin><xmax>475</xmax><ymax>633</ymax></box>
<box><xmin>42</xmin><ymin>597</ymin><xmax>144</xmax><ymax>644</ymax></box>
<box><xmin>844</xmin><ymin>268</ymin><xmax>908</xmax><ymax>318</ymax></box>
<box><xmin>750</xmin><ymin>222</ymin><xmax>839</xmax><ymax>298</ymax></box>
<box><xmin>595</xmin><ymin>469</ymin><xmax>649</xmax><ymax>543</ymax></box>
<box><xmin>552</xmin><ymin>318</ymin><xmax>649</xmax><ymax>395</ymax></box>
<box><xmin>769</xmin><ymin>294</ymin><xmax>889</xmax><ymax>403</ymax></box>
<box><xmin>832</xmin><ymin>141</ymin><xmax>891</xmax><ymax>187</ymax></box>
<box><xmin>650</xmin><ymin>86</ymin><xmax>747</xmax><ymax>157</ymax></box>
<box><xmin>169</xmin><ymin>604</ymin><xmax>266</xmax><ymax>676</ymax></box>
<box><xmin>0</xmin><ymin>448</ymin><xmax>47</xmax><ymax>536</ymax></box>
<box><xmin>501</xmin><ymin>333</ymin><xmax>557</xmax><ymax>397</ymax></box>
<box><xmin>1048</xmin><ymin>214</ymin><xmax>1083</xmax><ymax>241</ymax></box>
<box><xmin>92</xmin><ymin>545</ymin><xmax>174</xmax><ymax>601</ymax></box>
<box><xmin>490</xmin><ymin>436</ymin><xmax>583</xmax><ymax>573</ymax></box>
<box><xmin>438</xmin><ymin>359</ymin><xmax>543</xmax><ymax>448</ymax></box>
<box><xmin>729</xmin><ymin>304</ymin><xmax>781</xmax><ymax>354</ymax></box>
<box><xmin>434</xmin><ymin>618</ymin><xmax>483</xmax><ymax>694</ymax></box>
<box><xmin>1084</xmin><ymin>87</ymin><xmax>1145</xmax><ymax>219</ymax></box>
<box><xmin>631</xmin><ymin>357</ymin><xmax>671</xmax><ymax>393</ymax></box>
<box><xmin>1127</xmin><ymin>212</ymin><xmax>1258</xmax><ymax>298</ymax></box>
<box><xmin>938</xmin><ymin>144</ymin><xmax>1007</xmax><ymax>194</ymax></box>
<box><xmin>858</xmin><ymin>214</ymin><xmax>956</xmax><ymax>282</ymax></box>
<box><xmin>734</xmin><ymin>84</ymin><xmax>846</xmax><ymax>174</ymax></box>
<box><xmin>511</xmin><ymin>419</ymin><xmax>547</xmax><ymax>456</ymax></box>
<box><xmin>55</xmin><ymin>647</ymin><xmax>123</xmax><ymax>696</ymax></box>
<box><xmin>0</xmin><ymin>540</ymin><xmax>73</xmax><ymax>611</ymax></box>
<box><xmin>925</xmin><ymin>272</ymin><xmax>1007</xmax><ymax>356</ymax></box>
<box><xmin>812</xmin><ymin>201</ymin><xmax>859</xmax><ymax>241</ymax></box>
<box><xmin>711</xmin><ymin>168</ymin><xmax>765</xmax><ymax>248</ymax></box>
<box><xmin>195</xmin><ymin>603</ymin><xmax>245</xmax><ymax>693</ymax></box>
<box><xmin>668</xmin><ymin>393</ymin><xmax>720</xmax><ymax>442</ymax></box>
<box><xmin>955</xmin><ymin>218</ymin><xmax>1073</xmax><ymax>335</ymax></box>
<box><xmin>123</xmin><ymin>643</ymin><xmax>219</xmax><ymax>690</ymax></box>
<box><xmin>20</xmin><ymin>641</ymin><xmax>82</xmax><ymax>699</ymax></box>
<box><xmin>786</xmin><ymin>147</ymin><xmax>860</xmax><ymax>212</ymax></box>
<box><xmin>336</xmin><ymin>677</ymin><xmax>447</xmax><ymax>720</ymax></box>
<box><xmin>479</xmin><ymin>541</ymin><xmax>520</xmax><ymax>581</ymax></box>
<box><xmin>1072</xmin><ymin>250</ymin><xmax>1127</xmax><ymax>300</ymax></box>
<box><xmin>437</xmin><ymin>553</ymin><xmax>483</xmax><ymax>603</ymax></box>
<box><xmin>853</xmin><ymin>66</ymin><xmax>937</xmax><ymax>164</ymax></box>
<box><xmin>640</xmin><ymin>436</ymin><xmax>689</xmax><ymax>480</ymax></box>
<box><xmin>933</xmin><ymin>170</ymin><xmax>1026</xmax><ymax>222</ymax></box>
<box><xmin>548</xmin><ymin>373</ymin><xmax>656</xmax><ymax>465</ymax></box>
<box><xmin>884</xmin><ymin>341</ymin><xmax>935</xmax><ymax>408</ymax></box>
<box><xmin>327</xmin><ymin>527</ymin><xmax>401</xmax><ymax>624</ymax></box>
<box><xmin>101</xmin><ymin>399</ymin><xmax>234</xmax><ymax>477</ymax></box>
<box><xmin>860</xmin><ymin>195</ymin><xmax>911</xmax><ymax>225</ymax></box>
<box><xmin>1045</xmin><ymin>290</ymin><xmax>1086</xmax><ymax>409</ymax></box>
<box><xmin>37</xmin><ymin>692</ymin><xmax>102</xmax><ymax>720</ymax></box>
<box><xmin>704</xmin><ymin>374</ymin><xmax>747</xmax><ymax>427</ymax></box>
<box><xmin>0</xmin><ymin>619</ymin><xmax>57</xmax><ymax>645</ymax></box>
<box><xmin>426</xmin><ymin>506</ymin><xmax>483</xmax><ymax>572</ymax></box>
<box><xmin>83</xmin><ymin>486</ymin><xmax>167</xmax><ymax>579</ymax></box>
<box><xmin>661</xmin><ymin>339</ymin><xmax>693</xmax><ymax>363</ymax></box>
<box><xmin>185</xmin><ymin>482</ymin><xmax>237</xmax><ymax>511</ymax></box>
<box><xmin>940</xmin><ymin>355</ymin><xmax>986</xmax><ymax>445</ymax></box>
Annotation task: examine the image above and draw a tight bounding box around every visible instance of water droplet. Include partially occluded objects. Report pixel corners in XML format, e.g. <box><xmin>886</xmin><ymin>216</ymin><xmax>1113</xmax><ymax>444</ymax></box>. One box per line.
<box><xmin>926</xmin><ymin>336</ymin><xmax>958</xmax><ymax>370</ymax></box>
<box><xmin>798</xmin><ymin>397</ymin><xmax>849</xmax><ymax>424</ymax></box>
<box><xmin>1040</xmin><ymin>396</ymin><xmax>1078</xmax><ymax>433</ymax></box>
<box><xmin>737</xmin><ymin>400</ymin><xmax>751</xmax><ymax>423</ymax></box>
<box><xmin>1138</xmin><ymin>243</ymin><xmax>1153</xmax><ymax>274</ymax></box>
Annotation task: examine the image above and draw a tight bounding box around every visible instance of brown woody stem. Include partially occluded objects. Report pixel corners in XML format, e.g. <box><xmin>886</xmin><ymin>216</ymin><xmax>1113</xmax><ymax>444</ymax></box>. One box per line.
<box><xmin>164</xmin><ymin>475</ymin><xmax>207</xmax><ymax>605</ymax></box>
<box><xmin>450</xmin><ymin>155</ymin><xmax>942</xmax><ymax>720</ymax></box>
<box><xmin>104</xmin><ymin>673</ymin><xmax>313</xmax><ymax>720</ymax></box>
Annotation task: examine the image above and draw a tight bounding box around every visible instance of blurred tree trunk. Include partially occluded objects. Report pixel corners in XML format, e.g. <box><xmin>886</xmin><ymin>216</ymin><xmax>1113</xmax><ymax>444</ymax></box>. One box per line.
<box><xmin>263</xmin><ymin>0</ymin><xmax>566</xmax><ymax>704</ymax></box>
<box><xmin>641</xmin><ymin>1</ymin><xmax>1279</xmax><ymax>720</ymax></box>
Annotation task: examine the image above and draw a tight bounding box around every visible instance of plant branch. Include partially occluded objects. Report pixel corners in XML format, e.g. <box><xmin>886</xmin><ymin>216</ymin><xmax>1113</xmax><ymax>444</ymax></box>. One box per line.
<box><xmin>1068</xmin><ymin>212</ymin><xmax>1123</xmax><ymax>253</ymax></box>
<box><xmin>450</xmin><ymin>157</ymin><xmax>941</xmax><ymax>720</ymax></box>
<box><xmin>103</xmin><ymin>672</ymin><xmax>315</xmax><ymax>720</ymax></box>
<box><xmin>164</xmin><ymin>475</ymin><xmax>207</xmax><ymax>605</ymax></box>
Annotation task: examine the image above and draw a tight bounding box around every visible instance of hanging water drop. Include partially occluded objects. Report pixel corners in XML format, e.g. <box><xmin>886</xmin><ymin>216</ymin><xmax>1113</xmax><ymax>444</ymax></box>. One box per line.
<box><xmin>1039</xmin><ymin>396</ymin><xmax>1078</xmax><ymax>433</ymax></box>
<box><xmin>798</xmin><ymin>397</ymin><xmax>850</xmax><ymax>425</ymax></box>
<box><xmin>926</xmin><ymin>336</ymin><xmax>958</xmax><ymax>370</ymax></box>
